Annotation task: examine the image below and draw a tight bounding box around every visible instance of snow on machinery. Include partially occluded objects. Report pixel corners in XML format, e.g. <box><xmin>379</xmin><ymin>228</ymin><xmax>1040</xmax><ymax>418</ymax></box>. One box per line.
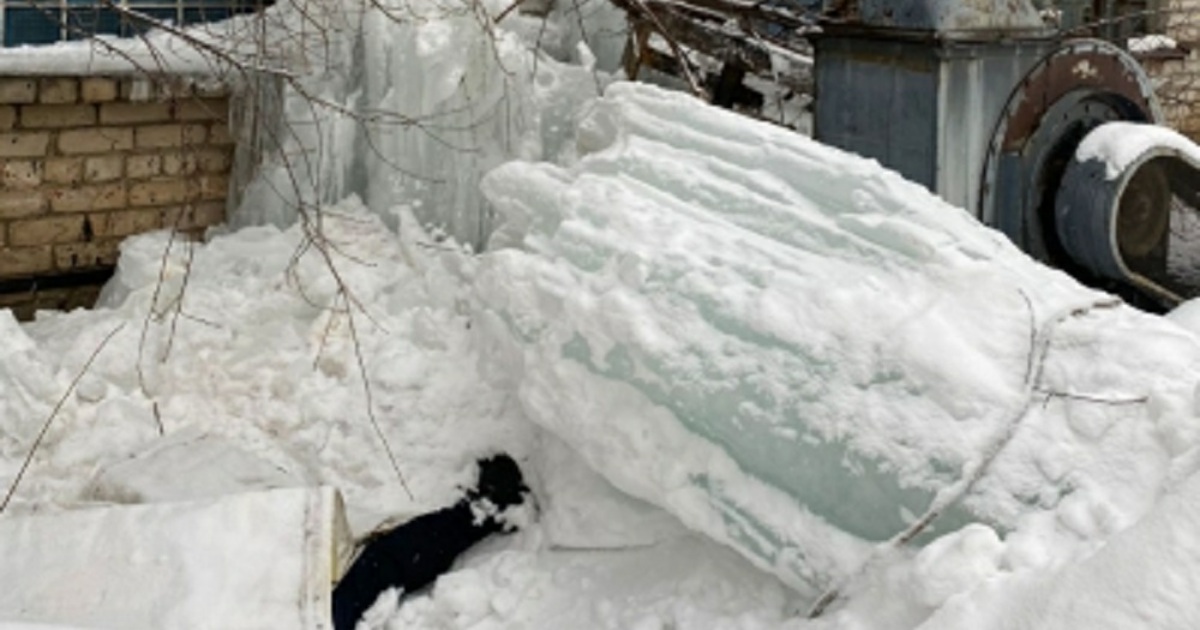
<box><xmin>614</xmin><ymin>0</ymin><xmax>1200</xmax><ymax>309</ymax></box>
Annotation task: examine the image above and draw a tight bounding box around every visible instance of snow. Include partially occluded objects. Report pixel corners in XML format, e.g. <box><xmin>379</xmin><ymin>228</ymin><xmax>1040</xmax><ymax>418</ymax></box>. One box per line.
<box><xmin>0</xmin><ymin>16</ymin><xmax>263</xmax><ymax>77</ymax></box>
<box><xmin>4</xmin><ymin>0</ymin><xmax>1200</xmax><ymax>629</ymax></box>
<box><xmin>1128</xmin><ymin>34</ymin><xmax>1178</xmax><ymax>54</ymax></box>
<box><xmin>0</xmin><ymin>487</ymin><xmax>349</xmax><ymax>629</ymax></box>
<box><xmin>1075</xmin><ymin>121</ymin><xmax>1200</xmax><ymax>179</ymax></box>
<box><xmin>0</xmin><ymin>198</ymin><xmax>801</xmax><ymax>629</ymax></box>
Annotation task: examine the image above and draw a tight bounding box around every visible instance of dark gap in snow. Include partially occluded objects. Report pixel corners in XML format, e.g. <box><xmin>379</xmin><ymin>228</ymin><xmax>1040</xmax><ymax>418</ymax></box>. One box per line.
<box><xmin>0</xmin><ymin>266</ymin><xmax>113</xmax><ymax>321</ymax></box>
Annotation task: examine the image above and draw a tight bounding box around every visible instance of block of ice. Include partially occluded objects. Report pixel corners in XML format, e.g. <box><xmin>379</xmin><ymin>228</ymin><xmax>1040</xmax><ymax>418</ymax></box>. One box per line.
<box><xmin>473</xmin><ymin>82</ymin><xmax>1200</xmax><ymax>596</ymax></box>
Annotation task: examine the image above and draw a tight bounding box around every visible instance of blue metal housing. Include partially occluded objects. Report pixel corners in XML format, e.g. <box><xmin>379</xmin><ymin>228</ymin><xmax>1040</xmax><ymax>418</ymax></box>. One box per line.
<box><xmin>813</xmin><ymin>30</ymin><xmax>1162</xmax><ymax>274</ymax></box>
<box><xmin>813</xmin><ymin>33</ymin><xmax>1056</xmax><ymax>218</ymax></box>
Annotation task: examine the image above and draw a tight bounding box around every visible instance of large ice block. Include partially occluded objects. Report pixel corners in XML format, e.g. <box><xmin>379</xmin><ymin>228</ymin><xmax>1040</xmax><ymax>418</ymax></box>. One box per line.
<box><xmin>473</xmin><ymin>82</ymin><xmax>1200</xmax><ymax>595</ymax></box>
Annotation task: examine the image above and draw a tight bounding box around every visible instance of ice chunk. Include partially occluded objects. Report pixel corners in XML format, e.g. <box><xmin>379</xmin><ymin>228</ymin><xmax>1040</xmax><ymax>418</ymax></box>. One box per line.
<box><xmin>473</xmin><ymin>82</ymin><xmax>1200</xmax><ymax>596</ymax></box>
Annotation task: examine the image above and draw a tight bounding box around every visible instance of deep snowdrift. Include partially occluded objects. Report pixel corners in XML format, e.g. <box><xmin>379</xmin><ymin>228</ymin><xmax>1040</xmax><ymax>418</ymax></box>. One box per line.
<box><xmin>0</xmin><ymin>201</ymin><xmax>803</xmax><ymax>629</ymax></box>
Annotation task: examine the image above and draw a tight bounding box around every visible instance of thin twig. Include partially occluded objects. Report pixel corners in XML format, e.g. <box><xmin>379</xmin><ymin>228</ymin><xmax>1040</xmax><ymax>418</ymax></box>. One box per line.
<box><xmin>1035</xmin><ymin>389</ymin><xmax>1149</xmax><ymax>405</ymax></box>
<box><xmin>807</xmin><ymin>294</ymin><xmax>1125</xmax><ymax>618</ymax></box>
<box><xmin>494</xmin><ymin>0</ymin><xmax>527</xmax><ymax>22</ymax></box>
<box><xmin>344</xmin><ymin>294</ymin><xmax>414</xmax><ymax>501</ymax></box>
<box><xmin>1</xmin><ymin>324</ymin><xmax>126</xmax><ymax>514</ymax></box>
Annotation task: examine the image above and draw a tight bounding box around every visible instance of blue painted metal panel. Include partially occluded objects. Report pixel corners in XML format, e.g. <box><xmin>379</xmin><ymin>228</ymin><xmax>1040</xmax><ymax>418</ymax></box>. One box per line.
<box><xmin>63</xmin><ymin>7</ymin><xmax>122</xmax><ymax>39</ymax></box>
<box><xmin>2</xmin><ymin>0</ymin><xmax>267</xmax><ymax>47</ymax></box>
<box><xmin>5</xmin><ymin>7</ymin><xmax>62</xmax><ymax>45</ymax></box>
<box><xmin>814</xmin><ymin>37</ymin><xmax>938</xmax><ymax>191</ymax></box>
<box><xmin>814</xmin><ymin>34</ymin><xmax>1058</xmax><ymax>221</ymax></box>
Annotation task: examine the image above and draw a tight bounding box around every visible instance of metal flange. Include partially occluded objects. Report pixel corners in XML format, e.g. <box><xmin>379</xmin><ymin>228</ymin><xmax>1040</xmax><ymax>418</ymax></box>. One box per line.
<box><xmin>979</xmin><ymin>39</ymin><xmax>1162</xmax><ymax>267</ymax></box>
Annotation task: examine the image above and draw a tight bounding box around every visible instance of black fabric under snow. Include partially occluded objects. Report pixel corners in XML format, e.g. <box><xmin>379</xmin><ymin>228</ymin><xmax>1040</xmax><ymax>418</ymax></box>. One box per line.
<box><xmin>331</xmin><ymin>454</ymin><xmax>528</xmax><ymax>630</ymax></box>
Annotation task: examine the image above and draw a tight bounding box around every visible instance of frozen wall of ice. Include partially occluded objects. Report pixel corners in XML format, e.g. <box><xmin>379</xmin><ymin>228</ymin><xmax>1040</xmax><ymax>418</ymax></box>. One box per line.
<box><xmin>233</xmin><ymin>0</ymin><xmax>624</xmax><ymax>251</ymax></box>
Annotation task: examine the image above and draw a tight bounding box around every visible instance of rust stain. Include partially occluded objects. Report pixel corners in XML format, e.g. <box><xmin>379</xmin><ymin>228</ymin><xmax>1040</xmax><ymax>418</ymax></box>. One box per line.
<box><xmin>1002</xmin><ymin>46</ymin><xmax>1154</xmax><ymax>151</ymax></box>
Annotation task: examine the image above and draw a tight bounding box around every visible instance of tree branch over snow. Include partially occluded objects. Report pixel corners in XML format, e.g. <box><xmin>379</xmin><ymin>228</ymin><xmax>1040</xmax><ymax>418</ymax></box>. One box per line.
<box><xmin>1</xmin><ymin>324</ymin><xmax>127</xmax><ymax>514</ymax></box>
<box><xmin>807</xmin><ymin>293</ymin><xmax>1133</xmax><ymax>619</ymax></box>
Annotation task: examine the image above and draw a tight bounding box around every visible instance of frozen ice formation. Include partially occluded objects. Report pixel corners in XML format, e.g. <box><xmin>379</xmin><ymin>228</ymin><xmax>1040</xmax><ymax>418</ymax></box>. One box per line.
<box><xmin>473</xmin><ymin>81</ymin><xmax>1200</xmax><ymax>596</ymax></box>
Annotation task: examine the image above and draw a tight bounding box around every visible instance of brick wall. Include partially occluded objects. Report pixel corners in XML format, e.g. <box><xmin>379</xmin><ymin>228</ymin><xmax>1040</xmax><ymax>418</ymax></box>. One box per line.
<box><xmin>0</xmin><ymin>75</ymin><xmax>232</xmax><ymax>320</ymax></box>
<box><xmin>1141</xmin><ymin>0</ymin><xmax>1200</xmax><ymax>141</ymax></box>
<box><xmin>1143</xmin><ymin>53</ymin><xmax>1200</xmax><ymax>140</ymax></box>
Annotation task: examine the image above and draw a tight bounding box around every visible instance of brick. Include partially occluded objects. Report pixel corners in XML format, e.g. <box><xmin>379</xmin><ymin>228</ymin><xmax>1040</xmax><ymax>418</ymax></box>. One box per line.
<box><xmin>47</xmin><ymin>184</ymin><xmax>126</xmax><ymax>213</ymax></box>
<box><xmin>54</xmin><ymin>240</ymin><xmax>120</xmax><ymax>270</ymax></box>
<box><xmin>10</xmin><ymin>215</ymin><xmax>85</xmax><ymax>246</ymax></box>
<box><xmin>193</xmin><ymin>81</ymin><xmax>230</xmax><ymax>98</ymax></box>
<box><xmin>198</xmin><ymin>147</ymin><xmax>232</xmax><ymax>173</ymax></box>
<box><xmin>199</xmin><ymin>175</ymin><xmax>229</xmax><ymax>200</ymax></box>
<box><xmin>0</xmin><ymin>189</ymin><xmax>46</xmax><ymax>218</ymax></box>
<box><xmin>0</xmin><ymin>79</ymin><xmax>36</xmax><ymax>104</ymax></box>
<box><xmin>43</xmin><ymin>157</ymin><xmax>83</xmax><ymax>185</ymax></box>
<box><xmin>161</xmin><ymin>151</ymin><xmax>198</xmax><ymax>176</ymax></box>
<box><xmin>162</xmin><ymin>201</ymin><xmax>226</xmax><ymax>230</ymax></box>
<box><xmin>80</xmin><ymin>78</ymin><xmax>118</xmax><ymax>103</ymax></box>
<box><xmin>57</xmin><ymin>127</ymin><xmax>133</xmax><ymax>154</ymax></box>
<box><xmin>99</xmin><ymin>101</ymin><xmax>172</xmax><ymax>125</ymax></box>
<box><xmin>208</xmin><ymin>122</ymin><xmax>233</xmax><ymax>145</ymax></box>
<box><xmin>136</xmin><ymin>124</ymin><xmax>207</xmax><ymax>149</ymax></box>
<box><xmin>125</xmin><ymin>154</ymin><xmax>161</xmax><ymax>179</ymax></box>
<box><xmin>0</xmin><ymin>245</ymin><xmax>53</xmax><ymax>277</ymax></box>
<box><xmin>160</xmin><ymin>149</ymin><xmax>230</xmax><ymax>175</ymax></box>
<box><xmin>157</xmin><ymin>78</ymin><xmax>195</xmax><ymax>100</ymax></box>
<box><xmin>121</xmin><ymin>78</ymin><xmax>193</xmax><ymax>102</ymax></box>
<box><xmin>20</xmin><ymin>104</ymin><xmax>96</xmax><ymax>129</ymax></box>
<box><xmin>0</xmin><ymin>106</ymin><xmax>14</xmax><ymax>131</ymax></box>
<box><xmin>120</xmin><ymin>78</ymin><xmax>156</xmax><ymax>103</ymax></box>
<box><xmin>162</xmin><ymin>149</ymin><xmax>232</xmax><ymax>176</ymax></box>
<box><xmin>130</xmin><ymin>179</ymin><xmax>191</xmax><ymax>206</ymax></box>
<box><xmin>193</xmin><ymin>201</ymin><xmax>226</xmax><ymax>226</ymax></box>
<box><xmin>84</xmin><ymin>155</ymin><xmax>123</xmax><ymax>182</ymax></box>
<box><xmin>174</xmin><ymin>98</ymin><xmax>228</xmax><ymax>121</ymax></box>
<box><xmin>2</xmin><ymin>160</ymin><xmax>42</xmax><ymax>189</ymax></box>
<box><xmin>0</xmin><ymin>132</ymin><xmax>50</xmax><ymax>158</ymax></box>
<box><xmin>38</xmin><ymin>78</ymin><xmax>78</xmax><ymax>104</ymax></box>
<box><xmin>88</xmin><ymin>210</ymin><xmax>162</xmax><ymax>237</ymax></box>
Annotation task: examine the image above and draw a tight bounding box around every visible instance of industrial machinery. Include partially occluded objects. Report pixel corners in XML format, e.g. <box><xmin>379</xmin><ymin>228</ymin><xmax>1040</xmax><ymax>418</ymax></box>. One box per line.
<box><xmin>615</xmin><ymin>0</ymin><xmax>1200</xmax><ymax>309</ymax></box>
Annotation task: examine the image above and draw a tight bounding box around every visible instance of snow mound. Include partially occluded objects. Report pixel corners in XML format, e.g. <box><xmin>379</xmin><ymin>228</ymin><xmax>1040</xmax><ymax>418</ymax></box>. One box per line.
<box><xmin>0</xmin><ymin>199</ymin><xmax>533</xmax><ymax>532</ymax></box>
<box><xmin>473</xmin><ymin>81</ymin><xmax>1200</xmax><ymax>601</ymax></box>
